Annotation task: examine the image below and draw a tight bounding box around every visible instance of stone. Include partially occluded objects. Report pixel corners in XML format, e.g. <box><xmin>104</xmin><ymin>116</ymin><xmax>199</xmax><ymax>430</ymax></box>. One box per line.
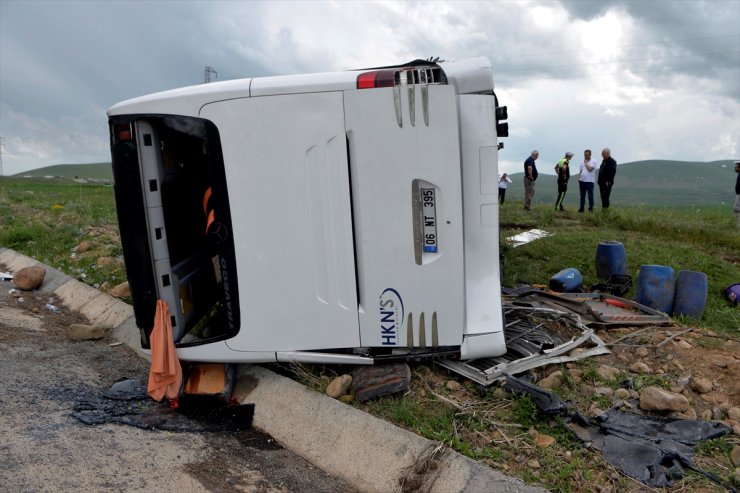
<box><xmin>97</xmin><ymin>256</ymin><xmax>114</xmax><ymax>267</ymax></box>
<box><xmin>535</xmin><ymin>435</ymin><xmax>556</xmax><ymax>448</ymax></box>
<box><xmin>446</xmin><ymin>380</ymin><xmax>462</xmax><ymax>391</ymax></box>
<box><xmin>699</xmin><ymin>391</ymin><xmax>729</xmax><ymax>405</ymax></box>
<box><xmin>351</xmin><ymin>363</ymin><xmax>411</xmax><ymax>402</ymax></box>
<box><xmin>110</xmin><ymin>282</ymin><xmax>130</xmax><ymax>298</ymax></box>
<box><xmin>77</xmin><ymin>240</ymin><xmax>91</xmax><ymax>253</ymax></box>
<box><xmin>670</xmin><ymin>385</ymin><xmax>685</xmax><ymax>394</ymax></box>
<box><xmin>538</xmin><ymin>373</ymin><xmax>563</xmax><ymax>389</ymax></box>
<box><xmin>635</xmin><ymin>347</ymin><xmax>649</xmax><ymax>358</ymax></box>
<box><xmin>639</xmin><ymin>386</ymin><xmax>690</xmax><ymax>412</ymax></box>
<box><xmin>594</xmin><ymin>387</ymin><xmax>613</xmax><ymax>396</ymax></box>
<box><xmin>68</xmin><ymin>324</ymin><xmax>106</xmax><ymax>341</ymax></box>
<box><xmin>629</xmin><ymin>362</ymin><xmax>651</xmax><ymax>374</ymax></box>
<box><xmin>338</xmin><ymin>394</ymin><xmax>354</xmax><ymax>404</ymax></box>
<box><xmin>674</xmin><ymin>408</ymin><xmax>698</xmax><ymax>420</ymax></box>
<box><xmin>596</xmin><ymin>365</ymin><xmax>620</xmax><ymax>382</ymax></box>
<box><xmin>700</xmin><ymin>409</ymin><xmax>712</xmax><ymax>421</ymax></box>
<box><xmin>713</xmin><ymin>356</ymin><xmax>736</xmax><ymax>368</ymax></box>
<box><xmin>613</xmin><ymin>388</ymin><xmax>631</xmax><ymax>400</ymax></box>
<box><xmin>580</xmin><ymin>384</ymin><xmax>595</xmax><ymax>396</ymax></box>
<box><xmin>712</xmin><ymin>407</ymin><xmax>725</xmax><ymax>420</ymax></box>
<box><xmin>690</xmin><ymin>377</ymin><xmax>713</xmax><ymax>394</ymax></box>
<box><xmin>587</xmin><ymin>406</ymin><xmax>605</xmax><ymax>417</ymax></box>
<box><xmin>326</xmin><ymin>375</ymin><xmax>352</xmax><ymax>398</ymax></box>
<box><xmin>12</xmin><ymin>266</ymin><xmax>46</xmax><ymax>290</ymax></box>
<box><xmin>676</xmin><ymin>375</ymin><xmax>691</xmax><ymax>386</ymax></box>
<box><xmin>526</xmin><ymin>459</ymin><xmax>541</xmax><ymax>469</ymax></box>
<box><xmin>727</xmin><ymin>407</ymin><xmax>740</xmax><ymax>421</ymax></box>
<box><xmin>675</xmin><ymin>340</ymin><xmax>692</xmax><ymax>349</ymax></box>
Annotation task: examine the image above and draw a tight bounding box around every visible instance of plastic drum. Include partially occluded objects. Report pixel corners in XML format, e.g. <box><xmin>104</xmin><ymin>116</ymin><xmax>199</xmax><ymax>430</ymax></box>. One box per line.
<box><xmin>636</xmin><ymin>265</ymin><xmax>675</xmax><ymax>314</ymax></box>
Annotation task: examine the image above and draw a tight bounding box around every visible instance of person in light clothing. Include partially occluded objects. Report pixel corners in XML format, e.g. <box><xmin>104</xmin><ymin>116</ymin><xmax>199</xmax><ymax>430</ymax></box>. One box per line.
<box><xmin>498</xmin><ymin>173</ymin><xmax>512</xmax><ymax>204</ymax></box>
<box><xmin>578</xmin><ymin>149</ymin><xmax>598</xmax><ymax>212</ymax></box>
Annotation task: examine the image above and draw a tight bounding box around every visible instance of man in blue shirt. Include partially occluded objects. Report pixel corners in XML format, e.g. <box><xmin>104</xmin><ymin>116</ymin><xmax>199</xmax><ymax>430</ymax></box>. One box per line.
<box><xmin>523</xmin><ymin>150</ymin><xmax>539</xmax><ymax>210</ymax></box>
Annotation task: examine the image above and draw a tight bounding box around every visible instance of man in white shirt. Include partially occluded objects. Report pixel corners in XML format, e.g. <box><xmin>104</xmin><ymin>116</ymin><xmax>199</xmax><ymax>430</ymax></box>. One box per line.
<box><xmin>578</xmin><ymin>149</ymin><xmax>598</xmax><ymax>213</ymax></box>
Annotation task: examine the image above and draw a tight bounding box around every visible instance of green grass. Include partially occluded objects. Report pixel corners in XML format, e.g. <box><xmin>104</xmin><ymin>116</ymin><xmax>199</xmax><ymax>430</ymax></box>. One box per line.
<box><xmin>0</xmin><ymin>177</ymin><xmax>125</xmax><ymax>288</ymax></box>
<box><xmin>500</xmin><ymin>204</ymin><xmax>740</xmax><ymax>334</ymax></box>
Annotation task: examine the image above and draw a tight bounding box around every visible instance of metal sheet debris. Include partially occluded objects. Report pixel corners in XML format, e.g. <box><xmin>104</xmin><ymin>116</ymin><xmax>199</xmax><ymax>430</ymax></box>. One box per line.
<box><xmin>505</xmin><ymin>229</ymin><xmax>553</xmax><ymax>248</ymax></box>
<box><xmin>440</xmin><ymin>305</ymin><xmax>609</xmax><ymax>386</ymax></box>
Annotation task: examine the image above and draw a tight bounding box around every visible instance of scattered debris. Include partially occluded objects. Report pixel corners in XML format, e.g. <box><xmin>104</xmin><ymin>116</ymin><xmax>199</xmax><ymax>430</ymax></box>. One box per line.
<box><xmin>0</xmin><ymin>271</ymin><xmax>13</xmax><ymax>281</ymax></box>
<box><xmin>44</xmin><ymin>303</ymin><xmax>61</xmax><ymax>314</ymax></box>
<box><xmin>351</xmin><ymin>363</ymin><xmax>411</xmax><ymax>402</ymax></box>
<box><xmin>108</xmin><ymin>341</ymin><xmax>124</xmax><ymax>347</ymax></box>
<box><xmin>503</xmin><ymin>375</ymin><xmax>732</xmax><ymax>488</ymax></box>
<box><xmin>505</xmin><ymin>229</ymin><xmax>553</xmax><ymax>248</ymax></box>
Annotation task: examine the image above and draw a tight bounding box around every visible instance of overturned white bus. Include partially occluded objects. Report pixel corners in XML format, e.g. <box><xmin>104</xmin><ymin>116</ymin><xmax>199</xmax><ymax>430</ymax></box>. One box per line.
<box><xmin>108</xmin><ymin>57</ymin><xmax>509</xmax><ymax>365</ymax></box>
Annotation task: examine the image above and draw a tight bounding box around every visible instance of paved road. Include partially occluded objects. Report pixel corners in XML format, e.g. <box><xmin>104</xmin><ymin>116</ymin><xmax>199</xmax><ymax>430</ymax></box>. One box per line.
<box><xmin>0</xmin><ymin>283</ymin><xmax>355</xmax><ymax>493</ymax></box>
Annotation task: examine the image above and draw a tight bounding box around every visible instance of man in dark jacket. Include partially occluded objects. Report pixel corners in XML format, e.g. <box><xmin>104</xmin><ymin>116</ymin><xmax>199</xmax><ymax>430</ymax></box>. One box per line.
<box><xmin>734</xmin><ymin>160</ymin><xmax>740</xmax><ymax>227</ymax></box>
<box><xmin>523</xmin><ymin>150</ymin><xmax>539</xmax><ymax>210</ymax></box>
<box><xmin>597</xmin><ymin>148</ymin><xmax>617</xmax><ymax>209</ymax></box>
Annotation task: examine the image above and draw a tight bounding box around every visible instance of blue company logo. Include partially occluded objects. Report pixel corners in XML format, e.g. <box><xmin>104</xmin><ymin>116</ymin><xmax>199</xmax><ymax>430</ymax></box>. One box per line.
<box><xmin>379</xmin><ymin>288</ymin><xmax>404</xmax><ymax>346</ymax></box>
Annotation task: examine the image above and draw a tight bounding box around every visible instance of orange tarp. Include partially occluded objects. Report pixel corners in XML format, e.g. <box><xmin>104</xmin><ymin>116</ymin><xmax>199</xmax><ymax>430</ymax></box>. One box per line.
<box><xmin>147</xmin><ymin>300</ymin><xmax>182</xmax><ymax>401</ymax></box>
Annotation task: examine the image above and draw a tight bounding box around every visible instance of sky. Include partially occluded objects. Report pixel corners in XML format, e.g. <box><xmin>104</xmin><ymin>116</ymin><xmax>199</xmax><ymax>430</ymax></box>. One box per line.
<box><xmin>0</xmin><ymin>0</ymin><xmax>739</xmax><ymax>176</ymax></box>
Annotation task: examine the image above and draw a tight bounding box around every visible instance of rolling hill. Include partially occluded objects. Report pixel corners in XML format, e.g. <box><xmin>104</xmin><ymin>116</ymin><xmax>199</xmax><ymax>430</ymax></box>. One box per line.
<box><xmin>503</xmin><ymin>159</ymin><xmax>737</xmax><ymax>207</ymax></box>
<box><xmin>9</xmin><ymin>159</ymin><xmax>739</xmax><ymax>207</ymax></box>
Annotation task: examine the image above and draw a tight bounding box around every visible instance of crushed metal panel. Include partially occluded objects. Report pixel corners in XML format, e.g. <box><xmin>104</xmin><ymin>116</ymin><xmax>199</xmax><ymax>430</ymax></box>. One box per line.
<box><xmin>440</xmin><ymin>305</ymin><xmax>609</xmax><ymax>386</ymax></box>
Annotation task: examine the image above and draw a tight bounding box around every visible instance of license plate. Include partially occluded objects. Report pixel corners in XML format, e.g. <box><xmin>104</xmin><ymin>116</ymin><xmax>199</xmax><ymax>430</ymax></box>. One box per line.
<box><xmin>420</xmin><ymin>188</ymin><xmax>438</xmax><ymax>253</ymax></box>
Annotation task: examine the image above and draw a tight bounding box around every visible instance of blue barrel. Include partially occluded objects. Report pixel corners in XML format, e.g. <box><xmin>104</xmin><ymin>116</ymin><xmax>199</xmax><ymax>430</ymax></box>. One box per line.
<box><xmin>595</xmin><ymin>241</ymin><xmax>627</xmax><ymax>280</ymax></box>
<box><xmin>673</xmin><ymin>270</ymin><xmax>708</xmax><ymax>319</ymax></box>
<box><xmin>549</xmin><ymin>268</ymin><xmax>583</xmax><ymax>293</ymax></box>
<box><xmin>636</xmin><ymin>265</ymin><xmax>675</xmax><ymax>314</ymax></box>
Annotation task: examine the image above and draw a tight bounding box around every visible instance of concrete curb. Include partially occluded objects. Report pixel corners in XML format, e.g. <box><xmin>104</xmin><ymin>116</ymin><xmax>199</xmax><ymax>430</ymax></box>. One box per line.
<box><xmin>0</xmin><ymin>247</ymin><xmax>545</xmax><ymax>493</ymax></box>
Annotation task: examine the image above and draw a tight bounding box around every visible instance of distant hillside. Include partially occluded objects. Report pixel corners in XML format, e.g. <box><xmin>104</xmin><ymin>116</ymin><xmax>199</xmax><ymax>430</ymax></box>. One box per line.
<box><xmin>504</xmin><ymin>159</ymin><xmax>737</xmax><ymax>207</ymax></box>
<box><xmin>13</xmin><ymin>162</ymin><xmax>113</xmax><ymax>180</ymax></box>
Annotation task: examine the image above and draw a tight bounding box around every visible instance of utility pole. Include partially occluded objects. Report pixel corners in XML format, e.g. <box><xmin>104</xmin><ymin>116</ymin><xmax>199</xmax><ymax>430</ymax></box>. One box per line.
<box><xmin>204</xmin><ymin>66</ymin><xmax>217</xmax><ymax>83</ymax></box>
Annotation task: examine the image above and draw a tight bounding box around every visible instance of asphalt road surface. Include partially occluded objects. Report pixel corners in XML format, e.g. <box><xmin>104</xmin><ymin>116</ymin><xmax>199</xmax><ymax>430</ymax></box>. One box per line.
<box><xmin>0</xmin><ymin>283</ymin><xmax>356</xmax><ymax>492</ymax></box>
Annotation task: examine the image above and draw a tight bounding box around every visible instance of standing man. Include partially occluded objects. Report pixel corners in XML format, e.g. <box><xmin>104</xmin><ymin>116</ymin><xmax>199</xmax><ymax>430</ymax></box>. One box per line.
<box><xmin>578</xmin><ymin>149</ymin><xmax>597</xmax><ymax>213</ymax></box>
<box><xmin>523</xmin><ymin>150</ymin><xmax>539</xmax><ymax>210</ymax></box>
<box><xmin>734</xmin><ymin>160</ymin><xmax>740</xmax><ymax>227</ymax></box>
<box><xmin>554</xmin><ymin>152</ymin><xmax>573</xmax><ymax>211</ymax></box>
<box><xmin>597</xmin><ymin>148</ymin><xmax>617</xmax><ymax>210</ymax></box>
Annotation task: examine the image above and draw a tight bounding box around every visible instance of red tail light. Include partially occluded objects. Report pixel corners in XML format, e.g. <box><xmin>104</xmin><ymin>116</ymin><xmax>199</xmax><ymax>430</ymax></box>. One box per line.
<box><xmin>356</xmin><ymin>70</ymin><xmax>397</xmax><ymax>89</ymax></box>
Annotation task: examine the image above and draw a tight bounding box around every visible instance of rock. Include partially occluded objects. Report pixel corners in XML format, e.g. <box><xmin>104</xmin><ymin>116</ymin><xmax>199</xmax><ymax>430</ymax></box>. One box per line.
<box><xmin>676</xmin><ymin>375</ymin><xmax>691</xmax><ymax>386</ymax></box>
<box><xmin>97</xmin><ymin>256</ymin><xmax>114</xmax><ymax>267</ymax></box>
<box><xmin>700</xmin><ymin>409</ymin><xmax>712</xmax><ymax>421</ymax></box>
<box><xmin>326</xmin><ymin>375</ymin><xmax>352</xmax><ymax>398</ymax></box>
<box><xmin>12</xmin><ymin>266</ymin><xmax>46</xmax><ymax>290</ymax></box>
<box><xmin>338</xmin><ymin>394</ymin><xmax>354</xmax><ymax>404</ymax></box>
<box><xmin>596</xmin><ymin>365</ymin><xmax>621</xmax><ymax>382</ymax></box>
<box><xmin>675</xmin><ymin>340</ymin><xmax>692</xmax><ymax>349</ymax></box>
<box><xmin>629</xmin><ymin>362</ymin><xmax>652</xmax><ymax>374</ymax></box>
<box><xmin>587</xmin><ymin>406</ymin><xmax>605</xmax><ymax>417</ymax></box>
<box><xmin>670</xmin><ymin>385</ymin><xmax>685</xmax><ymax>394</ymax></box>
<box><xmin>77</xmin><ymin>240</ymin><xmax>91</xmax><ymax>253</ymax></box>
<box><xmin>535</xmin><ymin>435</ymin><xmax>556</xmax><ymax>448</ymax></box>
<box><xmin>446</xmin><ymin>380</ymin><xmax>462</xmax><ymax>391</ymax></box>
<box><xmin>728</xmin><ymin>407</ymin><xmax>740</xmax><ymax>421</ymax></box>
<box><xmin>538</xmin><ymin>373</ymin><xmax>563</xmax><ymax>389</ymax></box>
<box><xmin>110</xmin><ymin>282</ymin><xmax>130</xmax><ymax>298</ymax></box>
<box><xmin>526</xmin><ymin>459</ymin><xmax>541</xmax><ymax>469</ymax></box>
<box><xmin>351</xmin><ymin>363</ymin><xmax>411</xmax><ymax>402</ymax></box>
<box><xmin>700</xmin><ymin>391</ymin><xmax>729</xmax><ymax>405</ymax></box>
<box><xmin>635</xmin><ymin>347</ymin><xmax>649</xmax><ymax>358</ymax></box>
<box><xmin>712</xmin><ymin>355</ymin><xmax>736</xmax><ymax>368</ymax></box>
<box><xmin>492</xmin><ymin>388</ymin><xmax>508</xmax><ymax>400</ymax></box>
<box><xmin>613</xmin><ymin>388</ymin><xmax>631</xmax><ymax>400</ymax></box>
<box><xmin>712</xmin><ymin>407</ymin><xmax>725</xmax><ymax>420</ymax></box>
<box><xmin>594</xmin><ymin>387</ymin><xmax>613</xmax><ymax>396</ymax></box>
<box><xmin>568</xmin><ymin>369</ymin><xmax>583</xmax><ymax>384</ymax></box>
<box><xmin>674</xmin><ymin>408</ymin><xmax>698</xmax><ymax>420</ymax></box>
<box><xmin>580</xmin><ymin>384</ymin><xmax>595</xmax><ymax>396</ymax></box>
<box><xmin>690</xmin><ymin>377</ymin><xmax>713</xmax><ymax>394</ymax></box>
<box><xmin>68</xmin><ymin>324</ymin><xmax>106</xmax><ymax>341</ymax></box>
<box><xmin>639</xmin><ymin>386</ymin><xmax>690</xmax><ymax>412</ymax></box>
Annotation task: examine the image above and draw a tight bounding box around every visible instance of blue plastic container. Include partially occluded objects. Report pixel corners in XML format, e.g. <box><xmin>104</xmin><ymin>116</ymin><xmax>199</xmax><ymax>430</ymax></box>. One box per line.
<box><xmin>673</xmin><ymin>270</ymin><xmax>708</xmax><ymax>319</ymax></box>
<box><xmin>636</xmin><ymin>265</ymin><xmax>675</xmax><ymax>314</ymax></box>
<box><xmin>549</xmin><ymin>268</ymin><xmax>583</xmax><ymax>293</ymax></box>
<box><xmin>595</xmin><ymin>241</ymin><xmax>627</xmax><ymax>280</ymax></box>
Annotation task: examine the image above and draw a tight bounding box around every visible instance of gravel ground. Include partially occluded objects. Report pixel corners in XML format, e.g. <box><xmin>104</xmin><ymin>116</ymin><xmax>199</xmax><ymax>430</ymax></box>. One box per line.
<box><xmin>0</xmin><ymin>282</ymin><xmax>356</xmax><ymax>493</ymax></box>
